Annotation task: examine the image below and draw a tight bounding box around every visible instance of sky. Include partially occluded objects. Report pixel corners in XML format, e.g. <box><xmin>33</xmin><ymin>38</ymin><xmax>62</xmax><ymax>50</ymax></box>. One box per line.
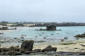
<box><xmin>0</xmin><ymin>0</ymin><xmax>85</xmax><ymax>22</ymax></box>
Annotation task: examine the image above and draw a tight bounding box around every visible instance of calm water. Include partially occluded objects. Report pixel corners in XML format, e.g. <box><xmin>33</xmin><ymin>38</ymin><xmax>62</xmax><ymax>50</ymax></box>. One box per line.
<box><xmin>1</xmin><ymin>26</ymin><xmax>85</xmax><ymax>42</ymax></box>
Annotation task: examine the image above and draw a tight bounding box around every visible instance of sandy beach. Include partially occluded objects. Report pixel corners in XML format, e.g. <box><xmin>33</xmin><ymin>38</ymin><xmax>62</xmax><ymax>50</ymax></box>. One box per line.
<box><xmin>1</xmin><ymin>39</ymin><xmax>85</xmax><ymax>52</ymax></box>
<box><xmin>33</xmin><ymin>40</ymin><xmax>85</xmax><ymax>52</ymax></box>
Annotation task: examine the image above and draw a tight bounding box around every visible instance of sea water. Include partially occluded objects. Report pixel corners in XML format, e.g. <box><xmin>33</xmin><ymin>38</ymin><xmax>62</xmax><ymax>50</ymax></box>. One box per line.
<box><xmin>1</xmin><ymin>26</ymin><xmax>85</xmax><ymax>42</ymax></box>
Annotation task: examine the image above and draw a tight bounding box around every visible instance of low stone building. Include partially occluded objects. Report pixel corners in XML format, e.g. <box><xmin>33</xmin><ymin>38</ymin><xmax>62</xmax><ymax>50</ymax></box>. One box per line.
<box><xmin>46</xmin><ymin>25</ymin><xmax>56</xmax><ymax>30</ymax></box>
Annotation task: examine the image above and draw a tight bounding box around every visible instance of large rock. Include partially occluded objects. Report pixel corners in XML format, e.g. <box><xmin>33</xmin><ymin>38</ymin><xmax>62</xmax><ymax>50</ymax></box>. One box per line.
<box><xmin>46</xmin><ymin>25</ymin><xmax>56</xmax><ymax>31</ymax></box>
<box><xmin>33</xmin><ymin>49</ymin><xmax>42</xmax><ymax>53</ymax></box>
<box><xmin>21</xmin><ymin>40</ymin><xmax>34</xmax><ymax>51</ymax></box>
<box><xmin>0</xmin><ymin>48</ymin><xmax>9</xmax><ymax>52</ymax></box>
<box><xmin>42</xmin><ymin>45</ymin><xmax>57</xmax><ymax>52</ymax></box>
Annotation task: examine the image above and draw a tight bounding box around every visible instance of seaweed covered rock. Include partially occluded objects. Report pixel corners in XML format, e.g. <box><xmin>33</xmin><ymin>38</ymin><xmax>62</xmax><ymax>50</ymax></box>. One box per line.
<box><xmin>21</xmin><ymin>40</ymin><xmax>34</xmax><ymax>51</ymax></box>
<box><xmin>79</xmin><ymin>52</ymin><xmax>85</xmax><ymax>55</ymax></box>
<box><xmin>0</xmin><ymin>48</ymin><xmax>9</xmax><ymax>52</ymax></box>
<box><xmin>42</xmin><ymin>45</ymin><xmax>57</xmax><ymax>52</ymax></box>
<box><xmin>0</xmin><ymin>47</ymin><xmax>21</xmax><ymax>55</ymax></box>
<box><xmin>9</xmin><ymin>46</ymin><xmax>20</xmax><ymax>52</ymax></box>
<box><xmin>33</xmin><ymin>49</ymin><xmax>42</xmax><ymax>53</ymax></box>
<box><xmin>46</xmin><ymin>25</ymin><xmax>56</xmax><ymax>31</ymax></box>
<box><xmin>75</xmin><ymin>33</ymin><xmax>85</xmax><ymax>39</ymax></box>
<box><xmin>6</xmin><ymin>51</ymin><xmax>22</xmax><ymax>55</ymax></box>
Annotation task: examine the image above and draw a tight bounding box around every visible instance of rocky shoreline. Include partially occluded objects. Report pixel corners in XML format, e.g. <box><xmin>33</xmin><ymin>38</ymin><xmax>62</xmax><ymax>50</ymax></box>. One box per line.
<box><xmin>0</xmin><ymin>40</ymin><xmax>57</xmax><ymax>55</ymax></box>
<box><xmin>0</xmin><ymin>40</ymin><xmax>85</xmax><ymax>56</ymax></box>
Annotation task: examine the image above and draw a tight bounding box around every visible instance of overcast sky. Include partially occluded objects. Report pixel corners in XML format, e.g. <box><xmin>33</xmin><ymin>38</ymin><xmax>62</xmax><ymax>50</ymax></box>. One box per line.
<box><xmin>0</xmin><ymin>0</ymin><xmax>85</xmax><ymax>22</ymax></box>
